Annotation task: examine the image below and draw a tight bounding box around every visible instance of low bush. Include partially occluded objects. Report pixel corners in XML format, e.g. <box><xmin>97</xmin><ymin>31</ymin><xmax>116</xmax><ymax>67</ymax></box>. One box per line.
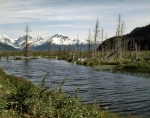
<box><xmin>89</xmin><ymin>60</ymin><xmax>97</xmax><ymax>66</ymax></box>
<box><xmin>15</xmin><ymin>57</ymin><xmax>22</xmax><ymax>60</ymax></box>
<box><xmin>76</xmin><ymin>60</ymin><xmax>83</xmax><ymax>65</ymax></box>
<box><xmin>83</xmin><ymin>60</ymin><xmax>89</xmax><ymax>66</ymax></box>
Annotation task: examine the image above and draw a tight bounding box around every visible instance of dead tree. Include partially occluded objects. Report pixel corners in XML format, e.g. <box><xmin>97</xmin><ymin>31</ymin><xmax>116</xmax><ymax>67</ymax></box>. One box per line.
<box><xmin>24</xmin><ymin>24</ymin><xmax>31</xmax><ymax>58</ymax></box>
<box><xmin>68</xmin><ymin>41</ymin><xmax>71</xmax><ymax>57</ymax></box>
<box><xmin>123</xmin><ymin>38</ymin><xmax>130</xmax><ymax>59</ymax></box>
<box><xmin>49</xmin><ymin>40</ymin><xmax>53</xmax><ymax>56</ymax></box>
<box><xmin>76</xmin><ymin>34</ymin><xmax>80</xmax><ymax>52</ymax></box>
<box><xmin>59</xmin><ymin>40</ymin><xmax>63</xmax><ymax>56</ymax></box>
<box><xmin>116</xmin><ymin>14</ymin><xmax>122</xmax><ymax>59</ymax></box>
<box><xmin>121</xmin><ymin>21</ymin><xmax>125</xmax><ymax>58</ymax></box>
<box><xmin>134</xmin><ymin>42</ymin><xmax>139</xmax><ymax>60</ymax></box>
<box><xmin>115</xmin><ymin>14</ymin><xmax>125</xmax><ymax>60</ymax></box>
<box><xmin>80</xmin><ymin>42</ymin><xmax>82</xmax><ymax>59</ymax></box>
<box><xmin>101</xmin><ymin>28</ymin><xmax>104</xmax><ymax>60</ymax></box>
<box><xmin>87</xmin><ymin>28</ymin><xmax>92</xmax><ymax>59</ymax></box>
<box><xmin>105</xmin><ymin>33</ymin><xmax>110</xmax><ymax>54</ymax></box>
<box><xmin>94</xmin><ymin>18</ymin><xmax>100</xmax><ymax>59</ymax></box>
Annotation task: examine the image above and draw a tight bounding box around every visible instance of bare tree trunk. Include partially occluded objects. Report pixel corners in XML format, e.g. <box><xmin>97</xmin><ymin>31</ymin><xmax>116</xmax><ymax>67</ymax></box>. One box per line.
<box><xmin>135</xmin><ymin>42</ymin><xmax>138</xmax><ymax>60</ymax></box>
<box><xmin>115</xmin><ymin>32</ymin><xmax>118</xmax><ymax>61</ymax></box>
<box><xmin>24</xmin><ymin>24</ymin><xmax>31</xmax><ymax>59</ymax></box>
<box><xmin>105</xmin><ymin>33</ymin><xmax>109</xmax><ymax>59</ymax></box>
<box><xmin>101</xmin><ymin>28</ymin><xmax>104</xmax><ymax>60</ymax></box>
<box><xmin>117</xmin><ymin>14</ymin><xmax>122</xmax><ymax>59</ymax></box>
<box><xmin>87</xmin><ymin>28</ymin><xmax>92</xmax><ymax>59</ymax></box>
<box><xmin>124</xmin><ymin>38</ymin><xmax>129</xmax><ymax>59</ymax></box>
<box><xmin>80</xmin><ymin>43</ymin><xmax>82</xmax><ymax>59</ymax></box>
<box><xmin>94</xmin><ymin>18</ymin><xmax>100</xmax><ymax>59</ymax></box>
<box><xmin>49</xmin><ymin>40</ymin><xmax>53</xmax><ymax>56</ymax></box>
<box><xmin>76</xmin><ymin>34</ymin><xmax>79</xmax><ymax>52</ymax></box>
<box><xmin>91</xmin><ymin>41</ymin><xmax>93</xmax><ymax>59</ymax></box>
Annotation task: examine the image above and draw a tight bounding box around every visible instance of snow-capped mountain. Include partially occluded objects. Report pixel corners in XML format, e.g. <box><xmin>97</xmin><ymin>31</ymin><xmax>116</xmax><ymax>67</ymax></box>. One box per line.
<box><xmin>0</xmin><ymin>33</ymin><xmax>87</xmax><ymax>49</ymax></box>
<box><xmin>0</xmin><ymin>34</ymin><xmax>17</xmax><ymax>47</ymax></box>
<box><xmin>50</xmin><ymin>33</ymin><xmax>77</xmax><ymax>45</ymax></box>
<box><xmin>14</xmin><ymin>35</ymin><xmax>50</xmax><ymax>48</ymax></box>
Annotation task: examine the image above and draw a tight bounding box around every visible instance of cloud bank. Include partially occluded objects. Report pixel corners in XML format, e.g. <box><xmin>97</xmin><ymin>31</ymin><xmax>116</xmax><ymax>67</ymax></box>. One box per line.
<box><xmin>0</xmin><ymin>0</ymin><xmax>150</xmax><ymax>40</ymax></box>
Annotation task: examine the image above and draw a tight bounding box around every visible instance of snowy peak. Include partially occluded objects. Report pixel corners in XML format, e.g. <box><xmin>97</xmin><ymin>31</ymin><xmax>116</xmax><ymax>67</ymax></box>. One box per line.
<box><xmin>13</xmin><ymin>35</ymin><xmax>50</xmax><ymax>48</ymax></box>
<box><xmin>0</xmin><ymin>34</ymin><xmax>17</xmax><ymax>46</ymax></box>
<box><xmin>33</xmin><ymin>35</ymin><xmax>50</xmax><ymax>46</ymax></box>
<box><xmin>50</xmin><ymin>33</ymin><xmax>78</xmax><ymax>45</ymax></box>
<box><xmin>0</xmin><ymin>33</ymin><xmax>87</xmax><ymax>49</ymax></box>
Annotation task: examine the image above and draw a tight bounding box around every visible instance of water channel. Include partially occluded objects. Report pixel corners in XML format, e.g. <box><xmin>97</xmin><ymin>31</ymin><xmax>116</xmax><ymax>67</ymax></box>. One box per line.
<box><xmin>0</xmin><ymin>58</ymin><xmax>150</xmax><ymax>117</ymax></box>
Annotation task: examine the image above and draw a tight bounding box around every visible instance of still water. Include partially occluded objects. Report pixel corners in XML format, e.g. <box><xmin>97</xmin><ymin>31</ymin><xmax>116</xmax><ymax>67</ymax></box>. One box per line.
<box><xmin>0</xmin><ymin>58</ymin><xmax>150</xmax><ymax>117</ymax></box>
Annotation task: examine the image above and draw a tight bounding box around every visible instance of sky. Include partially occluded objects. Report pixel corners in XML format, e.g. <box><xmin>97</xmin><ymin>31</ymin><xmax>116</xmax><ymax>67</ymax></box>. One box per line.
<box><xmin>0</xmin><ymin>0</ymin><xmax>150</xmax><ymax>41</ymax></box>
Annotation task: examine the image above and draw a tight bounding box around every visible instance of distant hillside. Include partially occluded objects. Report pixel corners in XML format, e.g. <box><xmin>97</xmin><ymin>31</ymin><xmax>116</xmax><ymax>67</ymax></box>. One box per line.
<box><xmin>0</xmin><ymin>43</ymin><xmax>17</xmax><ymax>51</ymax></box>
<box><xmin>126</xmin><ymin>24</ymin><xmax>150</xmax><ymax>38</ymax></box>
<box><xmin>98</xmin><ymin>24</ymin><xmax>150</xmax><ymax>51</ymax></box>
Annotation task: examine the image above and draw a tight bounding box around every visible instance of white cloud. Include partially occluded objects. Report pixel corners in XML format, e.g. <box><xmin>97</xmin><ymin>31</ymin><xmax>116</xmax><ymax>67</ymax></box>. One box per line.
<box><xmin>0</xmin><ymin>0</ymin><xmax>150</xmax><ymax>39</ymax></box>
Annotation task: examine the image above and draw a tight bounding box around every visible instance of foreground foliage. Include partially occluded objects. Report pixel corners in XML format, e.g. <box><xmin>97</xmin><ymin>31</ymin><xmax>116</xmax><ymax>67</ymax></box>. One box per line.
<box><xmin>0</xmin><ymin>69</ymin><xmax>132</xmax><ymax>118</ymax></box>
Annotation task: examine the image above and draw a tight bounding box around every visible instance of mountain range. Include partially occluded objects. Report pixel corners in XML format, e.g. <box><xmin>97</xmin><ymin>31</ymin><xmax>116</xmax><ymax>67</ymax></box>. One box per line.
<box><xmin>2</xmin><ymin>24</ymin><xmax>149</xmax><ymax>51</ymax></box>
<box><xmin>0</xmin><ymin>33</ymin><xmax>87</xmax><ymax>51</ymax></box>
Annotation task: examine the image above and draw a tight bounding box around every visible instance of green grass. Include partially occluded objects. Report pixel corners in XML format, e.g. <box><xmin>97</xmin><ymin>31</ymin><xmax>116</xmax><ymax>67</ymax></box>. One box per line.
<box><xmin>0</xmin><ymin>69</ymin><xmax>138</xmax><ymax>118</ymax></box>
<box><xmin>115</xmin><ymin>61</ymin><xmax>150</xmax><ymax>74</ymax></box>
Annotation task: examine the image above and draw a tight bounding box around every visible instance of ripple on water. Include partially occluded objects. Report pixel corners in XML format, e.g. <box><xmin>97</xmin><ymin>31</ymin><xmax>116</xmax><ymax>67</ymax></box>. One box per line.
<box><xmin>0</xmin><ymin>59</ymin><xmax>150</xmax><ymax>117</ymax></box>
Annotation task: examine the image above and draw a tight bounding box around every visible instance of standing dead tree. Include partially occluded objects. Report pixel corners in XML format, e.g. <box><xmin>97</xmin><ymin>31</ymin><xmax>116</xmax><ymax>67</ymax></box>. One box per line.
<box><xmin>59</xmin><ymin>39</ymin><xmax>63</xmax><ymax>56</ymax></box>
<box><xmin>79</xmin><ymin>42</ymin><xmax>83</xmax><ymax>59</ymax></box>
<box><xmin>116</xmin><ymin>14</ymin><xmax>122</xmax><ymax>59</ymax></box>
<box><xmin>87</xmin><ymin>28</ymin><xmax>92</xmax><ymax>59</ymax></box>
<box><xmin>134</xmin><ymin>41</ymin><xmax>139</xmax><ymax>60</ymax></box>
<box><xmin>24</xmin><ymin>24</ymin><xmax>31</xmax><ymax>59</ymax></box>
<box><xmin>101</xmin><ymin>28</ymin><xmax>104</xmax><ymax>60</ymax></box>
<box><xmin>76</xmin><ymin>34</ymin><xmax>80</xmax><ymax>58</ymax></box>
<box><xmin>49</xmin><ymin>40</ymin><xmax>53</xmax><ymax>56</ymax></box>
<box><xmin>68</xmin><ymin>39</ymin><xmax>71</xmax><ymax>54</ymax></box>
<box><xmin>104</xmin><ymin>33</ymin><xmax>111</xmax><ymax>58</ymax></box>
<box><xmin>76</xmin><ymin>34</ymin><xmax>80</xmax><ymax>52</ymax></box>
<box><xmin>106</xmin><ymin>15</ymin><xmax>125</xmax><ymax>61</ymax></box>
<box><xmin>113</xmin><ymin>14</ymin><xmax>125</xmax><ymax>60</ymax></box>
<box><xmin>94</xmin><ymin>18</ymin><xmax>100</xmax><ymax>59</ymax></box>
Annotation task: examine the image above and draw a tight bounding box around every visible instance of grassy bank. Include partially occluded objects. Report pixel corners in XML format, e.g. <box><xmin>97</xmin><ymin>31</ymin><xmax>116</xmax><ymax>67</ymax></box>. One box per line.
<box><xmin>76</xmin><ymin>59</ymin><xmax>150</xmax><ymax>74</ymax></box>
<box><xmin>0</xmin><ymin>69</ymin><xmax>138</xmax><ymax>118</ymax></box>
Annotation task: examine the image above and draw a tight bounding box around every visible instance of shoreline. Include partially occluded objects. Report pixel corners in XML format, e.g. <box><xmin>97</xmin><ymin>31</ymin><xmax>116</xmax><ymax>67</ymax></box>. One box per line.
<box><xmin>0</xmin><ymin>68</ymin><xmax>138</xmax><ymax>118</ymax></box>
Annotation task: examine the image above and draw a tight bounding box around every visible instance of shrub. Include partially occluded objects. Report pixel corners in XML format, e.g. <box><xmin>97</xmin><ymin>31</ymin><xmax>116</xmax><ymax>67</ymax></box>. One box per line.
<box><xmin>89</xmin><ymin>60</ymin><xmax>97</xmax><ymax>66</ymax></box>
<box><xmin>76</xmin><ymin>60</ymin><xmax>83</xmax><ymax>65</ymax></box>
<box><xmin>15</xmin><ymin>57</ymin><xmax>22</xmax><ymax>60</ymax></box>
<box><xmin>83</xmin><ymin>60</ymin><xmax>89</xmax><ymax>66</ymax></box>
